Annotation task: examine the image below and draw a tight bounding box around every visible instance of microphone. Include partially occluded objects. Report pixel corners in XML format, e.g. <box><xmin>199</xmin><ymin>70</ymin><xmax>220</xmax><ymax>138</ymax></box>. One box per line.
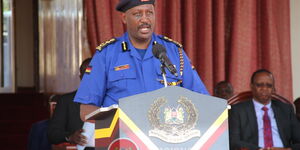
<box><xmin>152</xmin><ymin>43</ymin><xmax>178</xmax><ymax>76</ymax></box>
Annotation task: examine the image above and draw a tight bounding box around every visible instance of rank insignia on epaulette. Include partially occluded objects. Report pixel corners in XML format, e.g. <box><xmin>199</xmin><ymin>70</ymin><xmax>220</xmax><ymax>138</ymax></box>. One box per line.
<box><xmin>161</xmin><ymin>36</ymin><xmax>183</xmax><ymax>48</ymax></box>
<box><xmin>96</xmin><ymin>38</ymin><xmax>116</xmax><ymax>52</ymax></box>
<box><xmin>121</xmin><ymin>41</ymin><xmax>129</xmax><ymax>52</ymax></box>
<box><xmin>85</xmin><ymin>66</ymin><xmax>92</xmax><ymax>74</ymax></box>
<box><xmin>114</xmin><ymin>64</ymin><xmax>130</xmax><ymax>71</ymax></box>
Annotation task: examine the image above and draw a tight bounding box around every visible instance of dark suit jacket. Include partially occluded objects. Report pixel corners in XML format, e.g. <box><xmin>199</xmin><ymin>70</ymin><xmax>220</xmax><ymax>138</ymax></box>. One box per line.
<box><xmin>229</xmin><ymin>99</ymin><xmax>300</xmax><ymax>150</ymax></box>
<box><xmin>47</xmin><ymin>91</ymin><xmax>84</xmax><ymax>144</ymax></box>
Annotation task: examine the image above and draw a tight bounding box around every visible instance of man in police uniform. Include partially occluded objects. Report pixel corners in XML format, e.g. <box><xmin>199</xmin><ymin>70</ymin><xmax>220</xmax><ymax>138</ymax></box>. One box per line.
<box><xmin>74</xmin><ymin>0</ymin><xmax>209</xmax><ymax>120</ymax></box>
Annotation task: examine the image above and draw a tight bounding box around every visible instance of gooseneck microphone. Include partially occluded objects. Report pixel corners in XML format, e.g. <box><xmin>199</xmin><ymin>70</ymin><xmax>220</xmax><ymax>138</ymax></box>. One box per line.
<box><xmin>152</xmin><ymin>43</ymin><xmax>178</xmax><ymax>77</ymax></box>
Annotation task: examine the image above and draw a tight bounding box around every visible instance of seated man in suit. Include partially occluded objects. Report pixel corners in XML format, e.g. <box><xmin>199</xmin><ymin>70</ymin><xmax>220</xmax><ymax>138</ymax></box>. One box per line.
<box><xmin>28</xmin><ymin>94</ymin><xmax>61</xmax><ymax>150</ymax></box>
<box><xmin>48</xmin><ymin>58</ymin><xmax>92</xmax><ymax>148</ymax></box>
<box><xmin>229</xmin><ymin>69</ymin><xmax>300</xmax><ymax>150</ymax></box>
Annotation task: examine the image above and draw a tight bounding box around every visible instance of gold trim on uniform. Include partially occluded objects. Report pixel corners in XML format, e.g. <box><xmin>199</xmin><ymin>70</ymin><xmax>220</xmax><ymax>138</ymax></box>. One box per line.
<box><xmin>159</xmin><ymin>80</ymin><xmax>183</xmax><ymax>86</ymax></box>
<box><xmin>159</xmin><ymin>35</ymin><xmax>185</xmax><ymax>76</ymax></box>
<box><xmin>162</xmin><ymin>36</ymin><xmax>183</xmax><ymax>48</ymax></box>
<box><xmin>96</xmin><ymin>38</ymin><xmax>116</xmax><ymax>51</ymax></box>
<box><xmin>178</xmin><ymin>47</ymin><xmax>184</xmax><ymax>76</ymax></box>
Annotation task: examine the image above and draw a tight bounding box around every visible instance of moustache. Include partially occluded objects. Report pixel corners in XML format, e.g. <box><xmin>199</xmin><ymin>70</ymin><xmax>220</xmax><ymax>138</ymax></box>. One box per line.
<box><xmin>138</xmin><ymin>23</ymin><xmax>151</xmax><ymax>29</ymax></box>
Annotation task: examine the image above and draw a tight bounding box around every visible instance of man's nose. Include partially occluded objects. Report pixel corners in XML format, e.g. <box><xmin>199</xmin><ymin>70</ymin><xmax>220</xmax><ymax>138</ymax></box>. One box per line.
<box><xmin>260</xmin><ymin>85</ymin><xmax>271</xmax><ymax>91</ymax></box>
<box><xmin>140</xmin><ymin>13</ymin><xmax>150</xmax><ymax>22</ymax></box>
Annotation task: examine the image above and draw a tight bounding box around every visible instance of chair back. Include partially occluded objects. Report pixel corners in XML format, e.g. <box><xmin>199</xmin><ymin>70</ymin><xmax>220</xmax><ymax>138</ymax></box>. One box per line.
<box><xmin>228</xmin><ymin>91</ymin><xmax>292</xmax><ymax>105</ymax></box>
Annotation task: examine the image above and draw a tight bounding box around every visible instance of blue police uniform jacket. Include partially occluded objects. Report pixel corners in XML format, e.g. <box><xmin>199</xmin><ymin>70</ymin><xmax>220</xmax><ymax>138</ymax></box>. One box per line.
<box><xmin>74</xmin><ymin>32</ymin><xmax>209</xmax><ymax>107</ymax></box>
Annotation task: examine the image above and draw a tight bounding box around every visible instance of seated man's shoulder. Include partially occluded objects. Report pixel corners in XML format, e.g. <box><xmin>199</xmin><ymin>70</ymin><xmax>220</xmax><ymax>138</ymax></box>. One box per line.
<box><xmin>62</xmin><ymin>91</ymin><xmax>77</xmax><ymax>98</ymax></box>
<box><xmin>31</xmin><ymin>119</ymin><xmax>49</xmax><ymax>130</ymax></box>
<box><xmin>272</xmin><ymin>99</ymin><xmax>294</xmax><ymax>110</ymax></box>
<box><xmin>34</xmin><ymin>119</ymin><xmax>49</xmax><ymax>125</ymax></box>
<box><xmin>231</xmin><ymin>100</ymin><xmax>252</xmax><ymax>110</ymax></box>
<box><xmin>272</xmin><ymin>99</ymin><xmax>290</xmax><ymax>105</ymax></box>
<box><xmin>158</xmin><ymin>35</ymin><xmax>183</xmax><ymax>48</ymax></box>
<box><xmin>57</xmin><ymin>91</ymin><xmax>78</xmax><ymax>104</ymax></box>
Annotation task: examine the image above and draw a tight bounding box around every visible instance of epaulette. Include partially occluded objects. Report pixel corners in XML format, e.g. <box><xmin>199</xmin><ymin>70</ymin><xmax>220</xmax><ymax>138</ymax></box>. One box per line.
<box><xmin>160</xmin><ymin>36</ymin><xmax>183</xmax><ymax>48</ymax></box>
<box><xmin>96</xmin><ymin>38</ymin><xmax>117</xmax><ymax>51</ymax></box>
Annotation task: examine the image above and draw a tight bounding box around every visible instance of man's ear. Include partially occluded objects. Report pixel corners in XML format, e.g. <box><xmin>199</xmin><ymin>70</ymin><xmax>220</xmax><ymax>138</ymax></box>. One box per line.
<box><xmin>121</xmin><ymin>13</ymin><xmax>126</xmax><ymax>24</ymax></box>
<box><xmin>272</xmin><ymin>87</ymin><xmax>276</xmax><ymax>93</ymax></box>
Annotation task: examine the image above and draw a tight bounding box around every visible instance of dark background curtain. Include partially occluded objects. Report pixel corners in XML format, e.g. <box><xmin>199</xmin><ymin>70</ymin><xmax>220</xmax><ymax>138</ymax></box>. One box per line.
<box><xmin>84</xmin><ymin>0</ymin><xmax>293</xmax><ymax>101</ymax></box>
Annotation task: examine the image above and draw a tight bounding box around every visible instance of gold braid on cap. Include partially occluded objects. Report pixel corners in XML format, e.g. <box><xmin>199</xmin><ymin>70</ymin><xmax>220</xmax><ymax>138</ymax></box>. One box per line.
<box><xmin>96</xmin><ymin>38</ymin><xmax>116</xmax><ymax>51</ymax></box>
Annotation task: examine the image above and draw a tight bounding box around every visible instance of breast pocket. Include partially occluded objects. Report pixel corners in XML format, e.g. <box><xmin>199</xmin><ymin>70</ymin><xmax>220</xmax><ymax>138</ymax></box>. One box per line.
<box><xmin>108</xmin><ymin>66</ymin><xmax>136</xmax><ymax>91</ymax></box>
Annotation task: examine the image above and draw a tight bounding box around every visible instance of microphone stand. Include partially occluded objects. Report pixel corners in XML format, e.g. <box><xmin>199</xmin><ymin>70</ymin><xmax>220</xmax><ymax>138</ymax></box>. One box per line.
<box><xmin>160</xmin><ymin>64</ymin><xmax>168</xmax><ymax>88</ymax></box>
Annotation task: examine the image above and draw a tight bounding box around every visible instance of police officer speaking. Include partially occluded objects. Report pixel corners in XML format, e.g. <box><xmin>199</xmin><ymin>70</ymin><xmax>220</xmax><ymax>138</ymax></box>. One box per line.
<box><xmin>74</xmin><ymin>0</ymin><xmax>209</xmax><ymax>120</ymax></box>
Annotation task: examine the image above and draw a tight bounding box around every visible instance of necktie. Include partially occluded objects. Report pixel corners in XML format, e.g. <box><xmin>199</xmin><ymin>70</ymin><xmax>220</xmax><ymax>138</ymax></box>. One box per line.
<box><xmin>262</xmin><ymin>106</ymin><xmax>273</xmax><ymax>148</ymax></box>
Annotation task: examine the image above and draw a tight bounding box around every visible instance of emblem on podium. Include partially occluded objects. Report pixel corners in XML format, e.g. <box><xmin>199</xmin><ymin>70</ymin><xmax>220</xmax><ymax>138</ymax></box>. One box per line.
<box><xmin>148</xmin><ymin>96</ymin><xmax>201</xmax><ymax>143</ymax></box>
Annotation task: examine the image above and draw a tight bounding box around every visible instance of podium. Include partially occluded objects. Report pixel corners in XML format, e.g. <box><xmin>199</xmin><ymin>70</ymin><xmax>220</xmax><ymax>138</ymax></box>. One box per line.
<box><xmin>87</xmin><ymin>86</ymin><xmax>229</xmax><ymax>150</ymax></box>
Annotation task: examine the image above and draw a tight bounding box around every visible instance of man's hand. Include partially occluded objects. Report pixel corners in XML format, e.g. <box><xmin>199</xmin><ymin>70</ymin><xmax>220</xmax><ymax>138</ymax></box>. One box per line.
<box><xmin>68</xmin><ymin>129</ymin><xmax>87</xmax><ymax>146</ymax></box>
<box><xmin>80</xmin><ymin>104</ymin><xmax>99</xmax><ymax>121</ymax></box>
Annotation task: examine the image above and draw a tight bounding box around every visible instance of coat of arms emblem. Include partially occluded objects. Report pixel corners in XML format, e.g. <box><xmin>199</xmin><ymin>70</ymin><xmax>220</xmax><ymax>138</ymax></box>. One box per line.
<box><xmin>148</xmin><ymin>96</ymin><xmax>201</xmax><ymax>143</ymax></box>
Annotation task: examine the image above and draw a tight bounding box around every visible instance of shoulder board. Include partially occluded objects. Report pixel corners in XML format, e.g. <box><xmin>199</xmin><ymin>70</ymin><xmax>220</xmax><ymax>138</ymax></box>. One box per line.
<box><xmin>159</xmin><ymin>36</ymin><xmax>182</xmax><ymax>48</ymax></box>
<box><xmin>96</xmin><ymin>38</ymin><xmax>117</xmax><ymax>51</ymax></box>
